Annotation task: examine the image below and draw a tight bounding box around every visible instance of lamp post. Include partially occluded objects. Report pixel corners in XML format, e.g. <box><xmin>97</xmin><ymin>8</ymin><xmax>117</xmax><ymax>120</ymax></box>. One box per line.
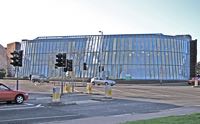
<box><xmin>99</xmin><ymin>31</ymin><xmax>103</xmax><ymax>36</ymax></box>
<box><xmin>160</xmin><ymin>66</ymin><xmax>163</xmax><ymax>85</ymax></box>
<box><xmin>98</xmin><ymin>31</ymin><xmax>103</xmax><ymax>78</ymax></box>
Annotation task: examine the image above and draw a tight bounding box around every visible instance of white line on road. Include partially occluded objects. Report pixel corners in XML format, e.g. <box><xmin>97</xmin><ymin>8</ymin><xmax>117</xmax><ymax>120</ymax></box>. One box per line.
<box><xmin>36</xmin><ymin>97</ymin><xmax>51</xmax><ymax>100</ymax></box>
<box><xmin>0</xmin><ymin>114</ymin><xmax>78</xmax><ymax>123</ymax></box>
<box><xmin>75</xmin><ymin>100</ymin><xmax>99</xmax><ymax>104</ymax></box>
<box><xmin>0</xmin><ymin>103</ymin><xmax>33</xmax><ymax>108</ymax></box>
<box><xmin>24</xmin><ymin>103</ymin><xmax>34</xmax><ymax>106</ymax></box>
<box><xmin>0</xmin><ymin>104</ymin><xmax>43</xmax><ymax>111</ymax></box>
<box><xmin>111</xmin><ymin>113</ymin><xmax>132</xmax><ymax>117</ymax></box>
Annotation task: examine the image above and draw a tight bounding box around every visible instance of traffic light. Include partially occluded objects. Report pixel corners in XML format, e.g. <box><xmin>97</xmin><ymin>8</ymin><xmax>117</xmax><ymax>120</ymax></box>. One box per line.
<box><xmin>64</xmin><ymin>67</ymin><xmax>67</xmax><ymax>72</ymax></box>
<box><xmin>62</xmin><ymin>53</ymin><xmax>66</xmax><ymax>67</ymax></box>
<box><xmin>62</xmin><ymin>53</ymin><xmax>67</xmax><ymax>72</ymax></box>
<box><xmin>55</xmin><ymin>53</ymin><xmax>66</xmax><ymax>67</ymax></box>
<box><xmin>10</xmin><ymin>50</ymin><xmax>23</xmax><ymax>67</ymax></box>
<box><xmin>83</xmin><ymin>63</ymin><xmax>87</xmax><ymax>70</ymax></box>
<box><xmin>55</xmin><ymin>53</ymin><xmax>63</xmax><ymax>67</ymax></box>
<box><xmin>99</xmin><ymin>66</ymin><xmax>101</xmax><ymax>72</ymax></box>
<box><xmin>67</xmin><ymin>59</ymin><xmax>73</xmax><ymax>71</ymax></box>
<box><xmin>102</xmin><ymin>66</ymin><xmax>104</xmax><ymax>71</ymax></box>
<box><xmin>18</xmin><ymin>50</ymin><xmax>23</xmax><ymax>67</ymax></box>
<box><xmin>10</xmin><ymin>51</ymin><xmax>18</xmax><ymax>66</ymax></box>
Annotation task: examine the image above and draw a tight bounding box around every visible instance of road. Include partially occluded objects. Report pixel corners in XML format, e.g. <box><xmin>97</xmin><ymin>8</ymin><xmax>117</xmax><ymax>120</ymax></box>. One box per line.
<box><xmin>76</xmin><ymin>83</ymin><xmax>200</xmax><ymax>106</ymax></box>
<box><xmin>1</xmin><ymin>80</ymin><xmax>200</xmax><ymax>123</ymax></box>
<box><xmin>0</xmin><ymin>93</ymin><xmax>178</xmax><ymax>124</ymax></box>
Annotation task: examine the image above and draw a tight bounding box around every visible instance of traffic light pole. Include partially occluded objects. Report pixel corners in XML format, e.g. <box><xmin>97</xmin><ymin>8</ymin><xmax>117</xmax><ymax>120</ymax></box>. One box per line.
<box><xmin>10</xmin><ymin>50</ymin><xmax>23</xmax><ymax>91</ymax></box>
<box><xmin>16</xmin><ymin>66</ymin><xmax>19</xmax><ymax>90</ymax></box>
<box><xmin>55</xmin><ymin>53</ymin><xmax>67</xmax><ymax>95</ymax></box>
<box><xmin>61</xmin><ymin>67</ymin><xmax>64</xmax><ymax>95</ymax></box>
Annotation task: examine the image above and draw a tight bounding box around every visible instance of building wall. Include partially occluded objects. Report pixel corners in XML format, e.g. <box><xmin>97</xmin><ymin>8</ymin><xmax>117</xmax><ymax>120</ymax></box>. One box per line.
<box><xmin>6</xmin><ymin>42</ymin><xmax>21</xmax><ymax>59</ymax></box>
<box><xmin>6</xmin><ymin>42</ymin><xmax>21</xmax><ymax>77</ymax></box>
<box><xmin>0</xmin><ymin>44</ymin><xmax>8</xmax><ymax>71</ymax></box>
<box><xmin>20</xmin><ymin>34</ymin><xmax>192</xmax><ymax>80</ymax></box>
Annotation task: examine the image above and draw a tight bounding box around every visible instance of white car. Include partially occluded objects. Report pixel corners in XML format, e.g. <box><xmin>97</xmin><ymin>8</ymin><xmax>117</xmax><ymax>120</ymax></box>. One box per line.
<box><xmin>31</xmin><ymin>75</ymin><xmax>49</xmax><ymax>83</ymax></box>
<box><xmin>90</xmin><ymin>77</ymin><xmax>116</xmax><ymax>86</ymax></box>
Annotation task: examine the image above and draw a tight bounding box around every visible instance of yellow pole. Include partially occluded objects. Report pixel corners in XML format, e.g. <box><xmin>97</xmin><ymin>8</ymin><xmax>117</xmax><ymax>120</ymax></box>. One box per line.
<box><xmin>86</xmin><ymin>83</ymin><xmax>92</xmax><ymax>94</ymax></box>
<box><xmin>52</xmin><ymin>87</ymin><xmax>61</xmax><ymax>102</ymax></box>
<box><xmin>105</xmin><ymin>85</ymin><xmax>112</xmax><ymax>98</ymax></box>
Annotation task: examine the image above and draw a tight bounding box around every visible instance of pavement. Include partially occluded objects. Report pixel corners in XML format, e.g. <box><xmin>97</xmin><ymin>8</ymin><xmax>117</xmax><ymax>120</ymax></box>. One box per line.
<box><xmin>44</xmin><ymin>106</ymin><xmax>200</xmax><ymax>124</ymax></box>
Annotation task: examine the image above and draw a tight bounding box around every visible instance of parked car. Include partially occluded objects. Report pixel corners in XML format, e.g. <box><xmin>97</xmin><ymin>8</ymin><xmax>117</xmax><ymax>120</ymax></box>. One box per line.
<box><xmin>90</xmin><ymin>77</ymin><xmax>116</xmax><ymax>86</ymax></box>
<box><xmin>0</xmin><ymin>83</ymin><xmax>28</xmax><ymax>104</ymax></box>
<box><xmin>188</xmin><ymin>77</ymin><xmax>200</xmax><ymax>85</ymax></box>
<box><xmin>31</xmin><ymin>75</ymin><xmax>49</xmax><ymax>83</ymax></box>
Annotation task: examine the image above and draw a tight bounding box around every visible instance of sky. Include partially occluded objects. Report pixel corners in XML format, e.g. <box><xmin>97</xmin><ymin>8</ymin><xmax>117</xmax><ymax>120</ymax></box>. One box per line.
<box><xmin>0</xmin><ymin>0</ymin><xmax>199</xmax><ymax>61</ymax></box>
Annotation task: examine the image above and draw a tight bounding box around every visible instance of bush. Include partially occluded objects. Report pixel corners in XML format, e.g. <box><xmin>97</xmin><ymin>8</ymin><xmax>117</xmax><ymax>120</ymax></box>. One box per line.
<box><xmin>0</xmin><ymin>68</ymin><xmax>6</xmax><ymax>79</ymax></box>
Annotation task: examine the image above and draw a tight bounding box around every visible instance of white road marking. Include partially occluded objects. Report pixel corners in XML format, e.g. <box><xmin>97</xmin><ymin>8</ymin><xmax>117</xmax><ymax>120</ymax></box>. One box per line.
<box><xmin>36</xmin><ymin>97</ymin><xmax>51</xmax><ymax>100</ymax></box>
<box><xmin>111</xmin><ymin>113</ymin><xmax>132</xmax><ymax>117</ymax></box>
<box><xmin>0</xmin><ymin>104</ymin><xmax>43</xmax><ymax>111</ymax></box>
<box><xmin>75</xmin><ymin>100</ymin><xmax>99</xmax><ymax>104</ymax></box>
<box><xmin>24</xmin><ymin>103</ymin><xmax>34</xmax><ymax>106</ymax></box>
<box><xmin>0</xmin><ymin>104</ymin><xmax>31</xmax><ymax>108</ymax></box>
<box><xmin>36</xmin><ymin>104</ymin><xmax>42</xmax><ymax>107</ymax></box>
<box><xmin>0</xmin><ymin>114</ymin><xmax>78</xmax><ymax>123</ymax></box>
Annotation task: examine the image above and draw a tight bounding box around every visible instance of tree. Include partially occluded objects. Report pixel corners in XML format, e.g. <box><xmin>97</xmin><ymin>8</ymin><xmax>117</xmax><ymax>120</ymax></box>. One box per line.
<box><xmin>196</xmin><ymin>61</ymin><xmax>200</xmax><ymax>75</ymax></box>
<box><xmin>0</xmin><ymin>68</ymin><xmax>6</xmax><ymax>79</ymax></box>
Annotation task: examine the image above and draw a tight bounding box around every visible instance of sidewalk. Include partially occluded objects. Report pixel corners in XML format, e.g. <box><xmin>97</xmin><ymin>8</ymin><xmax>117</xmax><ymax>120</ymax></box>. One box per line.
<box><xmin>42</xmin><ymin>106</ymin><xmax>200</xmax><ymax>124</ymax></box>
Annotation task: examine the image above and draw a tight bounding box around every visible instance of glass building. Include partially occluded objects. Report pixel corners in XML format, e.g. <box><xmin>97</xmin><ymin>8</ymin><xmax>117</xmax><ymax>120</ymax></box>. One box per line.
<box><xmin>19</xmin><ymin>34</ymin><xmax>195</xmax><ymax>80</ymax></box>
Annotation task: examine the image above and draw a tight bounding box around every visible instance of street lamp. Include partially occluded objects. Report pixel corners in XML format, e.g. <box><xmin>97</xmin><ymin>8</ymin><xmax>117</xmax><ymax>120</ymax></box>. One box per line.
<box><xmin>99</xmin><ymin>30</ymin><xmax>103</xmax><ymax>35</ymax></box>
<box><xmin>98</xmin><ymin>31</ymin><xmax>103</xmax><ymax>78</ymax></box>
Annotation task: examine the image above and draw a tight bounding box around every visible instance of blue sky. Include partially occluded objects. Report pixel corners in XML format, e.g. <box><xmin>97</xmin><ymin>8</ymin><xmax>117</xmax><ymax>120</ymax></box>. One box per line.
<box><xmin>0</xmin><ymin>0</ymin><xmax>199</xmax><ymax>61</ymax></box>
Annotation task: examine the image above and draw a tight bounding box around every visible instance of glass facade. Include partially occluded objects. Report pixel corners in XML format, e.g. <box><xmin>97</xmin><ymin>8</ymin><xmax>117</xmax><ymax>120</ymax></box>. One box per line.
<box><xmin>19</xmin><ymin>34</ymin><xmax>191</xmax><ymax>80</ymax></box>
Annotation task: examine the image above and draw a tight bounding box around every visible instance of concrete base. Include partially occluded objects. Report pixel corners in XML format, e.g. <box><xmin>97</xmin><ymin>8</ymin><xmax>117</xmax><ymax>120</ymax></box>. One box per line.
<box><xmin>192</xmin><ymin>85</ymin><xmax>199</xmax><ymax>88</ymax></box>
<box><xmin>91</xmin><ymin>97</ymin><xmax>113</xmax><ymax>102</ymax></box>
<box><xmin>48</xmin><ymin>102</ymin><xmax>65</xmax><ymax>106</ymax></box>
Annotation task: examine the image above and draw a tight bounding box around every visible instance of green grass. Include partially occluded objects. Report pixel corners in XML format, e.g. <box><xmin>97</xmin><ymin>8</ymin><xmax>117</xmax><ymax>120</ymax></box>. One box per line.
<box><xmin>124</xmin><ymin>113</ymin><xmax>200</xmax><ymax>124</ymax></box>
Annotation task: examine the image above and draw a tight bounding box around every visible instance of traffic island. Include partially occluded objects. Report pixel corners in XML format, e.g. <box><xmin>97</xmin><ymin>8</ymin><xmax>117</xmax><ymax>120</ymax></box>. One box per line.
<box><xmin>48</xmin><ymin>101</ymin><xmax>66</xmax><ymax>106</ymax></box>
<box><xmin>91</xmin><ymin>96</ymin><xmax>114</xmax><ymax>102</ymax></box>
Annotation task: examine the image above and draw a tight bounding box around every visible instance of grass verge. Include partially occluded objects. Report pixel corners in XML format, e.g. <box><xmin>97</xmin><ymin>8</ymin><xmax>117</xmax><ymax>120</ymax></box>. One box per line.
<box><xmin>124</xmin><ymin>113</ymin><xmax>200</xmax><ymax>124</ymax></box>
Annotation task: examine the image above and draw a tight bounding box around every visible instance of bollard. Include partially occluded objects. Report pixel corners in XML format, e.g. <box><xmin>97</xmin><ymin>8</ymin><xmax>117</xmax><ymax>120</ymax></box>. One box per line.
<box><xmin>71</xmin><ymin>82</ymin><xmax>75</xmax><ymax>93</ymax></box>
<box><xmin>194</xmin><ymin>78</ymin><xmax>198</xmax><ymax>87</ymax></box>
<box><xmin>52</xmin><ymin>87</ymin><xmax>61</xmax><ymax>102</ymax></box>
<box><xmin>105</xmin><ymin>84</ymin><xmax>112</xmax><ymax>98</ymax></box>
<box><xmin>64</xmin><ymin>83</ymin><xmax>72</xmax><ymax>93</ymax></box>
<box><xmin>86</xmin><ymin>83</ymin><xmax>92</xmax><ymax>94</ymax></box>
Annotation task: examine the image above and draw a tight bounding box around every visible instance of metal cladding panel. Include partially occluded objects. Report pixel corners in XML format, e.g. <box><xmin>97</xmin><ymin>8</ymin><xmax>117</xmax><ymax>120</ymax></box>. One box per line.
<box><xmin>19</xmin><ymin>34</ymin><xmax>192</xmax><ymax>80</ymax></box>
<box><xmin>190</xmin><ymin>39</ymin><xmax>197</xmax><ymax>78</ymax></box>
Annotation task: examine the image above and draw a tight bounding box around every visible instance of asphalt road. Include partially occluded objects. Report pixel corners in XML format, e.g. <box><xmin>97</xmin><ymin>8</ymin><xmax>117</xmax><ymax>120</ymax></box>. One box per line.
<box><xmin>1</xmin><ymin>80</ymin><xmax>200</xmax><ymax>124</ymax></box>
<box><xmin>0</xmin><ymin>93</ymin><xmax>179</xmax><ymax>124</ymax></box>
